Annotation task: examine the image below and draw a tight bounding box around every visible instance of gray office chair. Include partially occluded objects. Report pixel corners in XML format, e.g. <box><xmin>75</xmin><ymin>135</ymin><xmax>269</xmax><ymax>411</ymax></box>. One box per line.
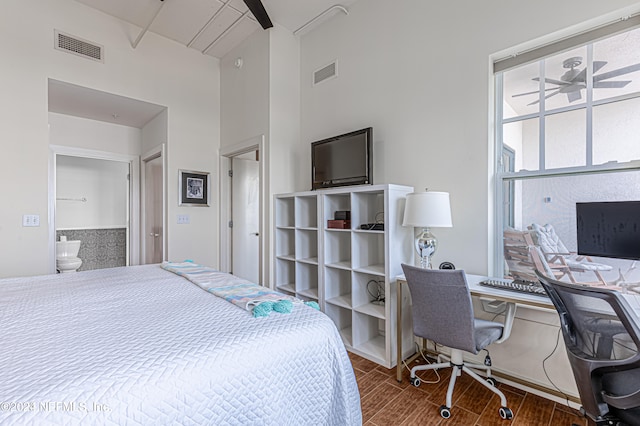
<box><xmin>401</xmin><ymin>264</ymin><xmax>513</xmax><ymax>420</ymax></box>
<box><xmin>536</xmin><ymin>270</ymin><xmax>640</xmax><ymax>426</ymax></box>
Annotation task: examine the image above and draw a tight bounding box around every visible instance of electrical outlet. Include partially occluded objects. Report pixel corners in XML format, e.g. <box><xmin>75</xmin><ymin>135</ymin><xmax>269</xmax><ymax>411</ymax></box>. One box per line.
<box><xmin>23</xmin><ymin>214</ymin><xmax>40</xmax><ymax>227</ymax></box>
<box><xmin>177</xmin><ymin>214</ymin><xmax>190</xmax><ymax>224</ymax></box>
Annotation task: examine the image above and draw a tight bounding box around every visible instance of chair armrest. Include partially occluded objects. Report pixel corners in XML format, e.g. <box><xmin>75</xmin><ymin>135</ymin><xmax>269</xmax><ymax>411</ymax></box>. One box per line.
<box><xmin>601</xmin><ymin>386</ymin><xmax>640</xmax><ymax>410</ymax></box>
<box><xmin>494</xmin><ymin>302</ymin><xmax>517</xmax><ymax>344</ymax></box>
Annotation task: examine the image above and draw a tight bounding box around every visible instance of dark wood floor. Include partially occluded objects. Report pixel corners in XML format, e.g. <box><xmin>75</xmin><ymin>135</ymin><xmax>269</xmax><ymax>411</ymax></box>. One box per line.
<box><xmin>349</xmin><ymin>352</ymin><xmax>587</xmax><ymax>426</ymax></box>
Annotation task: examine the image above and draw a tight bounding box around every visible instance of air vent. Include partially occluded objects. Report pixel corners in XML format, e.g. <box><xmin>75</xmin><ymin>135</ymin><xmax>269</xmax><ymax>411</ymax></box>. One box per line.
<box><xmin>54</xmin><ymin>30</ymin><xmax>103</xmax><ymax>62</ymax></box>
<box><xmin>313</xmin><ymin>61</ymin><xmax>337</xmax><ymax>86</ymax></box>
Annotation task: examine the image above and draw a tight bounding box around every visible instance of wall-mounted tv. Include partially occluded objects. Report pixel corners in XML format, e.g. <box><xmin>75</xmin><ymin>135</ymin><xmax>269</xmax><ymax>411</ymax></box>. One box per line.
<box><xmin>576</xmin><ymin>201</ymin><xmax>640</xmax><ymax>260</ymax></box>
<box><xmin>311</xmin><ymin>127</ymin><xmax>372</xmax><ymax>190</ymax></box>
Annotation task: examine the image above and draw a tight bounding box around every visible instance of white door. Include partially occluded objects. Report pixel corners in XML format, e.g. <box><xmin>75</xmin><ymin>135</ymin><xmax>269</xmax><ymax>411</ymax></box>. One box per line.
<box><xmin>231</xmin><ymin>156</ymin><xmax>260</xmax><ymax>283</ymax></box>
<box><xmin>144</xmin><ymin>155</ymin><xmax>163</xmax><ymax>264</ymax></box>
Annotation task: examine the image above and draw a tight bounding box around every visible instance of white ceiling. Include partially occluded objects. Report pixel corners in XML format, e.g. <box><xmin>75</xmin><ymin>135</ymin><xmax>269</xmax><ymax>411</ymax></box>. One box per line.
<box><xmin>50</xmin><ymin>0</ymin><xmax>358</xmax><ymax>128</ymax></box>
<box><xmin>74</xmin><ymin>0</ymin><xmax>360</xmax><ymax>58</ymax></box>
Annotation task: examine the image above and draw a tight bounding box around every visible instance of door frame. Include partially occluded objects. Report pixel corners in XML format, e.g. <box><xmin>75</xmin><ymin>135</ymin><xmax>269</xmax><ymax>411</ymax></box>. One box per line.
<box><xmin>48</xmin><ymin>145</ymin><xmax>140</xmax><ymax>273</ymax></box>
<box><xmin>141</xmin><ymin>144</ymin><xmax>167</xmax><ymax>264</ymax></box>
<box><xmin>219</xmin><ymin>135</ymin><xmax>268</xmax><ymax>285</ymax></box>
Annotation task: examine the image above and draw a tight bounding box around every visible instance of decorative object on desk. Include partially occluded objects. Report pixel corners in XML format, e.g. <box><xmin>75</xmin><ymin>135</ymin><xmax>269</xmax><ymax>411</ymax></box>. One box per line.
<box><xmin>179</xmin><ymin>170</ymin><xmax>210</xmax><ymax>206</ymax></box>
<box><xmin>402</xmin><ymin>190</ymin><xmax>452</xmax><ymax>268</ymax></box>
<box><xmin>439</xmin><ymin>261</ymin><xmax>455</xmax><ymax>270</ymax></box>
<box><xmin>367</xmin><ymin>279</ymin><xmax>385</xmax><ymax>305</ymax></box>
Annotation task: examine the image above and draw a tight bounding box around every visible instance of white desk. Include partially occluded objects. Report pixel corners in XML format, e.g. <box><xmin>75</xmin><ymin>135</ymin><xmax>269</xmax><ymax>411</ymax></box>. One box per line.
<box><xmin>395</xmin><ymin>273</ymin><xmax>553</xmax><ymax>382</ymax></box>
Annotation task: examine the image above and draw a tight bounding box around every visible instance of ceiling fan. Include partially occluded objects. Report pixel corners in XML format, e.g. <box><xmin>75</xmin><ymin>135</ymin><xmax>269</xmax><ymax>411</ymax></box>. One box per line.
<box><xmin>512</xmin><ymin>56</ymin><xmax>640</xmax><ymax>105</ymax></box>
<box><xmin>243</xmin><ymin>0</ymin><xmax>273</xmax><ymax>30</ymax></box>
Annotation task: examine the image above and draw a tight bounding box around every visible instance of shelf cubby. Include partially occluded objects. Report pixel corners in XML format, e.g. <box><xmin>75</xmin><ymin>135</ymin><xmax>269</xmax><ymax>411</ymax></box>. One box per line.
<box><xmin>324</xmin><ymin>267</ymin><xmax>352</xmax><ymax>309</ymax></box>
<box><xmin>353</xmin><ymin>312</ymin><xmax>386</xmax><ymax>362</ymax></box>
<box><xmin>295</xmin><ymin>195</ymin><xmax>318</xmax><ymax>229</ymax></box>
<box><xmin>275</xmin><ymin>258</ymin><xmax>296</xmax><ymax>294</ymax></box>
<box><xmin>295</xmin><ymin>262</ymin><xmax>318</xmax><ymax>301</ymax></box>
<box><xmin>275</xmin><ymin>228</ymin><xmax>295</xmax><ymax>260</ymax></box>
<box><xmin>352</xmin><ymin>232</ymin><xmax>385</xmax><ymax>275</ymax></box>
<box><xmin>323</xmin><ymin>193</ymin><xmax>351</xmax><ymax>226</ymax></box>
<box><xmin>351</xmin><ymin>191</ymin><xmax>385</xmax><ymax>229</ymax></box>
<box><xmin>325</xmin><ymin>304</ymin><xmax>353</xmax><ymax>347</ymax></box>
<box><xmin>352</xmin><ymin>272</ymin><xmax>386</xmax><ymax>319</ymax></box>
<box><xmin>275</xmin><ymin>197</ymin><xmax>295</xmax><ymax>228</ymax></box>
<box><xmin>324</xmin><ymin>230</ymin><xmax>351</xmax><ymax>269</ymax></box>
<box><xmin>295</xmin><ymin>229</ymin><xmax>318</xmax><ymax>264</ymax></box>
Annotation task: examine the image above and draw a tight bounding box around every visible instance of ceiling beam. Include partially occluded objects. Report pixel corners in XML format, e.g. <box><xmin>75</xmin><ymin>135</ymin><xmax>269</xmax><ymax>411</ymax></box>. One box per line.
<box><xmin>132</xmin><ymin>0</ymin><xmax>167</xmax><ymax>49</ymax></box>
<box><xmin>203</xmin><ymin>10</ymin><xmax>250</xmax><ymax>55</ymax></box>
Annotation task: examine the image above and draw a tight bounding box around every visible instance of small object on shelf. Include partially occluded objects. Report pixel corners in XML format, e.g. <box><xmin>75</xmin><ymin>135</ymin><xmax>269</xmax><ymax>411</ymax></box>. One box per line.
<box><xmin>360</xmin><ymin>223</ymin><xmax>384</xmax><ymax>231</ymax></box>
<box><xmin>328</xmin><ymin>220</ymin><xmax>351</xmax><ymax>229</ymax></box>
<box><xmin>334</xmin><ymin>210</ymin><xmax>351</xmax><ymax>220</ymax></box>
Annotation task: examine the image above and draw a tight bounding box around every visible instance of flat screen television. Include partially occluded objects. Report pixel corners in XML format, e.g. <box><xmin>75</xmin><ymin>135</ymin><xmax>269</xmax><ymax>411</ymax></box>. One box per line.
<box><xmin>576</xmin><ymin>201</ymin><xmax>640</xmax><ymax>260</ymax></box>
<box><xmin>311</xmin><ymin>127</ymin><xmax>372</xmax><ymax>190</ymax></box>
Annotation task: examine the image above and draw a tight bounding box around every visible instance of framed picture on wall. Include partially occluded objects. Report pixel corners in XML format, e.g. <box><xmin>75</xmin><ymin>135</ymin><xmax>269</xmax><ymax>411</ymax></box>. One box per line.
<box><xmin>179</xmin><ymin>170</ymin><xmax>210</xmax><ymax>206</ymax></box>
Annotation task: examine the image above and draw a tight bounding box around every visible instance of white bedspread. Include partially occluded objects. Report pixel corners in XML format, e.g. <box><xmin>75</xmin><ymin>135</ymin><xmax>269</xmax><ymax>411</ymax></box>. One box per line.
<box><xmin>0</xmin><ymin>265</ymin><xmax>361</xmax><ymax>425</ymax></box>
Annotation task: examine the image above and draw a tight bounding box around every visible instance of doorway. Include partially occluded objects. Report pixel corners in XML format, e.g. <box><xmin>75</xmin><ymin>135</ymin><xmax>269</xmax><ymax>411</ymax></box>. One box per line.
<box><xmin>50</xmin><ymin>146</ymin><xmax>140</xmax><ymax>273</ymax></box>
<box><xmin>231</xmin><ymin>152</ymin><xmax>260</xmax><ymax>282</ymax></box>
<box><xmin>220</xmin><ymin>135</ymin><xmax>268</xmax><ymax>286</ymax></box>
<box><xmin>142</xmin><ymin>146</ymin><xmax>166</xmax><ymax>264</ymax></box>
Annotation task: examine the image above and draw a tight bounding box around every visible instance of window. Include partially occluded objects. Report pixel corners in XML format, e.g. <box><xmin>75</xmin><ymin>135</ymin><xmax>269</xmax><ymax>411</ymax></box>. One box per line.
<box><xmin>495</xmin><ymin>22</ymin><xmax>640</xmax><ymax>284</ymax></box>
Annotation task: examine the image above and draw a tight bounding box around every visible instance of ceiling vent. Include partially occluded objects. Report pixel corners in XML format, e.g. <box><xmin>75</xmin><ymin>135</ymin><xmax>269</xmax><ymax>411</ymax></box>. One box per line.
<box><xmin>54</xmin><ymin>30</ymin><xmax>103</xmax><ymax>62</ymax></box>
<box><xmin>313</xmin><ymin>61</ymin><xmax>337</xmax><ymax>86</ymax></box>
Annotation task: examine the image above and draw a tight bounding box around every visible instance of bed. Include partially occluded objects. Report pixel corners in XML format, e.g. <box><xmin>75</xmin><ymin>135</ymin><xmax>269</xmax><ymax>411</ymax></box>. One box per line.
<box><xmin>0</xmin><ymin>264</ymin><xmax>362</xmax><ymax>425</ymax></box>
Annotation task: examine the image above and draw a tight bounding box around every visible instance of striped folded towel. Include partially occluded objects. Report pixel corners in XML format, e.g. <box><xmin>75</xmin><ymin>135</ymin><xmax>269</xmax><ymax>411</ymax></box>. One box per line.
<box><xmin>161</xmin><ymin>261</ymin><xmax>319</xmax><ymax>317</ymax></box>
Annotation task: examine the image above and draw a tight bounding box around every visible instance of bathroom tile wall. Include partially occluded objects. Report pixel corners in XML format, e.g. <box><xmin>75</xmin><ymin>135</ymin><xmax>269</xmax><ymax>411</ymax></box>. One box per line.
<box><xmin>56</xmin><ymin>228</ymin><xmax>127</xmax><ymax>271</ymax></box>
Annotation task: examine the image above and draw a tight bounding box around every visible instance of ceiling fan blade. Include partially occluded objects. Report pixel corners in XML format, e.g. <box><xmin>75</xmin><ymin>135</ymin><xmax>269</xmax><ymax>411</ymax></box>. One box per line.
<box><xmin>592</xmin><ymin>61</ymin><xmax>607</xmax><ymax>74</ymax></box>
<box><xmin>511</xmin><ymin>88</ymin><xmax>558</xmax><ymax>98</ymax></box>
<box><xmin>593</xmin><ymin>80</ymin><xmax>631</xmax><ymax>88</ymax></box>
<box><xmin>567</xmin><ymin>91</ymin><xmax>582</xmax><ymax>103</ymax></box>
<box><xmin>532</xmin><ymin>77</ymin><xmax>570</xmax><ymax>86</ymax></box>
<box><xmin>527</xmin><ymin>89</ymin><xmax>561</xmax><ymax>106</ymax></box>
<box><xmin>567</xmin><ymin>61</ymin><xmax>609</xmax><ymax>83</ymax></box>
<box><xmin>594</xmin><ymin>63</ymin><xmax>640</xmax><ymax>82</ymax></box>
<box><xmin>243</xmin><ymin>0</ymin><xmax>273</xmax><ymax>30</ymax></box>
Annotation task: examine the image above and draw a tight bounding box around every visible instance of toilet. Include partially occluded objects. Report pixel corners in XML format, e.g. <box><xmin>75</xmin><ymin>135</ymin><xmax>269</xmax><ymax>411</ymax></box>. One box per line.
<box><xmin>56</xmin><ymin>236</ymin><xmax>83</xmax><ymax>273</ymax></box>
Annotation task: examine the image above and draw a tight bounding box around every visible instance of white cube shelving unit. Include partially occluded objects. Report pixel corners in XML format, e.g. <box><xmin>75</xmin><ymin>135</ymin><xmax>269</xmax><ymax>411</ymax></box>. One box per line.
<box><xmin>273</xmin><ymin>184</ymin><xmax>414</xmax><ymax>368</ymax></box>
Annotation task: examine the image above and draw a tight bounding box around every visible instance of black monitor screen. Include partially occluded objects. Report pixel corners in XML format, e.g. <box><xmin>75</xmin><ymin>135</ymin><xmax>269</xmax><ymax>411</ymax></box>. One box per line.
<box><xmin>576</xmin><ymin>201</ymin><xmax>640</xmax><ymax>260</ymax></box>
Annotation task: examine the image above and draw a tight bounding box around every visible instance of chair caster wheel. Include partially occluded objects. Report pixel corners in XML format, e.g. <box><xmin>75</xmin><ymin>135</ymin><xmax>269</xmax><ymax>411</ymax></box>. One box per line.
<box><xmin>409</xmin><ymin>376</ymin><xmax>421</xmax><ymax>387</ymax></box>
<box><xmin>439</xmin><ymin>405</ymin><xmax>451</xmax><ymax>419</ymax></box>
<box><xmin>486</xmin><ymin>377</ymin><xmax>497</xmax><ymax>387</ymax></box>
<box><xmin>499</xmin><ymin>407</ymin><xmax>513</xmax><ymax>420</ymax></box>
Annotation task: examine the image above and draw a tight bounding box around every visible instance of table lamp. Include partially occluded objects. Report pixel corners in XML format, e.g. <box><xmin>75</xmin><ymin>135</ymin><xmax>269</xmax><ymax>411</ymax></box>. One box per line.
<box><xmin>402</xmin><ymin>190</ymin><xmax>452</xmax><ymax>268</ymax></box>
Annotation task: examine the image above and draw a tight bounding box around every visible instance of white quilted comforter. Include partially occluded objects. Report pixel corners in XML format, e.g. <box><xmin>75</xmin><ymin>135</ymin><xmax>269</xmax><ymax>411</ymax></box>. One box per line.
<box><xmin>0</xmin><ymin>265</ymin><xmax>361</xmax><ymax>425</ymax></box>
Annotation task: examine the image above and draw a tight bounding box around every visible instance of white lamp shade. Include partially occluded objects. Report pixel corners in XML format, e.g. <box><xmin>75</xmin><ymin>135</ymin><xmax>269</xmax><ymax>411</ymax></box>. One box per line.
<box><xmin>402</xmin><ymin>191</ymin><xmax>453</xmax><ymax>228</ymax></box>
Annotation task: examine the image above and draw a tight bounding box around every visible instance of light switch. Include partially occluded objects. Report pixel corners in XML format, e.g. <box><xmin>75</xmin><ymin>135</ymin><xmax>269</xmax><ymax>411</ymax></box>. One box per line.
<box><xmin>177</xmin><ymin>214</ymin><xmax>190</xmax><ymax>224</ymax></box>
<box><xmin>23</xmin><ymin>214</ymin><xmax>40</xmax><ymax>227</ymax></box>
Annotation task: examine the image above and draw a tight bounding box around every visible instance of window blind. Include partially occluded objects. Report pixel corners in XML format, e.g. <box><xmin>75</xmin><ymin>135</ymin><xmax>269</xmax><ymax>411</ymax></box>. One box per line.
<box><xmin>494</xmin><ymin>13</ymin><xmax>640</xmax><ymax>73</ymax></box>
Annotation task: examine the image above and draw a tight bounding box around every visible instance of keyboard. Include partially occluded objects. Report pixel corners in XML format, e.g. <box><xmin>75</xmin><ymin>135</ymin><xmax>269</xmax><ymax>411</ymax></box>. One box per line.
<box><xmin>479</xmin><ymin>278</ymin><xmax>547</xmax><ymax>296</ymax></box>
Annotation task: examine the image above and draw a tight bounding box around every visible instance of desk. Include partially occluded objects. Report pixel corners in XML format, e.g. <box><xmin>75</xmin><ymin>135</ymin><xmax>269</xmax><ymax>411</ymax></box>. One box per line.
<box><xmin>395</xmin><ymin>273</ymin><xmax>554</xmax><ymax>382</ymax></box>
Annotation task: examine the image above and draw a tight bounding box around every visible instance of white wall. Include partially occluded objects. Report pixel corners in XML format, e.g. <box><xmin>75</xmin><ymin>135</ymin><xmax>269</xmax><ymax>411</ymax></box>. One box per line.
<box><xmin>221</xmin><ymin>24</ymin><xmax>300</xmax><ymax>284</ymax></box>
<box><xmin>56</xmin><ymin>155</ymin><xmax>129</xmax><ymax>229</ymax></box>
<box><xmin>142</xmin><ymin>110</ymin><xmax>168</xmax><ymax>155</ymax></box>
<box><xmin>49</xmin><ymin>112</ymin><xmax>142</xmax><ymax>156</ymax></box>
<box><xmin>297</xmin><ymin>0</ymin><xmax>640</xmax><ymax>275</ymax></box>
<box><xmin>0</xmin><ymin>0</ymin><xmax>219</xmax><ymax>277</ymax></box>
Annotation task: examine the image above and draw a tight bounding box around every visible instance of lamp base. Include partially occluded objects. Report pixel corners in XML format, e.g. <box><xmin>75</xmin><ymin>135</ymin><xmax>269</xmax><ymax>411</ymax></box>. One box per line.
<box><xmin>416</xmin><ymin>227</ymin><xmax>438</xmax><ymax>269</ymax></box>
